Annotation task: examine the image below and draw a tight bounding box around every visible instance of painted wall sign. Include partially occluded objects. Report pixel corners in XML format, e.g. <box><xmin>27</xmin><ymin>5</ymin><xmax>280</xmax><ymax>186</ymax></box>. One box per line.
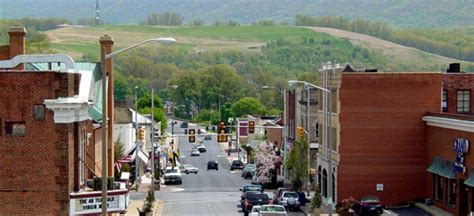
<box><xmin>453</xmin><ymin>138</ymin><xmax>469</xmax><ymax>174</ymax></box>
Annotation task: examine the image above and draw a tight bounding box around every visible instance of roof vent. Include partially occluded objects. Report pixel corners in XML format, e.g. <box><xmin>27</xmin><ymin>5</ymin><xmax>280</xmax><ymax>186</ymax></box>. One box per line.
<box><xmin>447</xmin><ymin>63</ymin><xmax>460</xmax><ymax>73</ymax></box>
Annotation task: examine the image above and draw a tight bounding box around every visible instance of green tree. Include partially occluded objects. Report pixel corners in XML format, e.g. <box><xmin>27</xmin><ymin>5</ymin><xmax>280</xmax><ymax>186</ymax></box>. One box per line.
<box><xmin>137</xmin><ymin>93</ymin><xmax>167</xmax><ymax>131</ymax></box>
<box><xmin>285</xmin><ymin>137</ymin><xmax>308</xmax><ymax>192</ymax></box>
<box><xmin>231</xmin><ymin>97</ymin><xmax>267</xmax><ymax>117</ymax></box>
<box><xmin>197</xmin><ymin>64</ymin><xmax>242</xmax><ymax>110</ymax></box>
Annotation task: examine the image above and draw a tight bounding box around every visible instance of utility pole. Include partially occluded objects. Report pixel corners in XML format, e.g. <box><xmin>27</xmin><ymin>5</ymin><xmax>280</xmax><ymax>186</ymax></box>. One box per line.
<box><xmin>306</xmin><ymin>86</ymin><xmax>311</xmax><ymax>197</ymax></box>
<box><xmin>151</xmin><ymin>88</ymin><xmax>157</xmax><ymax>190</ymax></box>
<box><xmin>135</xmin><ymin>86</ymin><xmax>139</xmax><ymax>189</ymax></box>
<box><xmin>283</xmin><ymin>89</ymin><xmax>288</xmax><ymax>183</ymax></box>
<box><xmin>95</xmin><ymin>0</ymin><xmax>100</xmax><ymax>25</ymax></box>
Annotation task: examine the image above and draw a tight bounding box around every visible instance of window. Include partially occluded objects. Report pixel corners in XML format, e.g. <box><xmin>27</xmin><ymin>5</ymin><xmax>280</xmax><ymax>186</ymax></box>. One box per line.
<box><xmin>5</xmin><ymin>122</ymin><xmax>26</xmax><ymax>135</ymax></box>
<box><xmin>447</xmin><ymin>179</ymin><xmax>456</xmax><ymax>207</ymax></box>
<box><xmin>434</xmin><ymin>174</ymin><xmax>443</xmax><ymax>201</ymax></box>
<box><xmin>457</xmin><ymin>90</ymin><xmax>470</xmax><ymax>113</ymax></box>
<box><xmin>318</xmin><ymin>166</ymin><xmax>322</xmax><ymax>192</ymax></box>
<box><xmin>442</xmin><ymin>90</ymin><xmax>448</xmax><ymax>112</ymax></box>
<box><xmin>33</xmin><ymin>104</ymin><xmax>45</xmax><ymax>120</ymax></box>
<box><xmin>323</xmin><ymin>169</ymin><xmax>328</xmax><ymax>197</ymax></box>
<box><xmin>315</xmin><ymin>124</ymin><xmax>319</xmax><ymax>141</ymax></box>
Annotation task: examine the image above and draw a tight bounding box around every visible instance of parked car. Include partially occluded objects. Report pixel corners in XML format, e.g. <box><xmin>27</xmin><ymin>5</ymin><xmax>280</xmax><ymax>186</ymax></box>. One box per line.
<box><xmin>249</xmin><ymin>205</ymin><xmax>261</xmax><ymax>216</ymax></box>
<box><xmin>275</xmin><ymin>191</ymin><xmax>300</xmax><ymax>211</ymax></box>
<box><xmin>230</xmin><ymin>160</ymin><xmax>244</xmax><ymax>171</ymax></box>
<box><xmin>272</xmin><ymin>188</ymin><xmax>290</xmax><ymax>204</ymax></box>
<box><xmin>242</xmin><ymin>164</ymin><xmax>257</xmax><ymax>178</ymax></box>
<box><xmin>258</xmin><ymin>204</ymin><xmax>287</xmax><ymax>216</ymax></box>
<box><xmin>195</xmin><ymin>143</ymin><xmax>207</xmax><ymax>152</ymax></box>
<box><xmin>179</xmin><ymin>164</ymin><xmax>198</xmax><ymax>174</ymax></box>
<box><xmin>242</xmin><ymin>192</ymin><xmax>271</xmax><ymax>216</ymax></box>
<box><xmin>164</xmin><ymin>166</ymin><xmax>182</xmax><ymax>184</ymax></box>
<box><xmin>191</xmin><ymin>148</ymin><xmax>200</xmax><ymax>156</ymax></box>
<box><xmin>358</xmin><ymin>196</ymin><xmax>384</xmax><ymax>215</ymax></box>
<box><xmin>180</xmin><ymin>122</ymin><xmax>188</xmax><ymax>128</ymax></box>
<box><xmin>207</xmin><ymin>160</ymin><xmax>218</xmax><ymax>170</ymax></box>
<box><xmin>240</xmin><ymin>185</ymin><xmax>263</xmax><ymax>201</ymax></box>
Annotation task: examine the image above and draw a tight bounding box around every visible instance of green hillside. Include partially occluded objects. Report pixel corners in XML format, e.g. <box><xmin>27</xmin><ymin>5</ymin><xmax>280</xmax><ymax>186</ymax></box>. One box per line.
<box><xmin>2</xmin><ymin>0</ymin><xmax>474</xmax><ymax>28</ymax></box>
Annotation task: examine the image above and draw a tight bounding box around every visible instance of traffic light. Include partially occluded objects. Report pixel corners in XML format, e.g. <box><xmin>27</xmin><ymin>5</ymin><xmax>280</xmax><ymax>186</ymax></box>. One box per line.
<box><xmin>248</xmin><ymin>121</ymin><xmax>255</xmax><ymax>134</ymax></box>
<box><xmin>218</xmin><ymin>121</ymin><xmax>227</xmax><ymax>142</ymax></box>
<box><xmin>138</xmin><ymin>127</ymin><xmax>144</xmax><ymax>140</ymax></box>
<box><xmin>189</xmin><ymin>129</ymin><xmax>195</xmax><ymax>143</ymax></box>
<box><xmin>297</xmin><ymin>126</ymin><xmax>305</xmax><ymax>139</ymax></box>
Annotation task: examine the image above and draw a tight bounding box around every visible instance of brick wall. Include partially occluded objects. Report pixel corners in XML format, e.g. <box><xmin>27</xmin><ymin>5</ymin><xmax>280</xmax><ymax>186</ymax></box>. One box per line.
<box><xmin>0</xmin><ymin>72</ymin><xmax>80</xmax><ymax>215</ymax></box>
<box><xmin>266</xmin><ymin>127</ymin><xmax>282</xmax><ymax>149</ymax></box>
<box><xmin>338</xmin><ymin>73</ymin><xmax>442</xmax><ymax>206</ymax></box>
<box><xmin>443</xmin><ymin>73</ymin><xmax>474</xmax><ymax>114</ymax></box>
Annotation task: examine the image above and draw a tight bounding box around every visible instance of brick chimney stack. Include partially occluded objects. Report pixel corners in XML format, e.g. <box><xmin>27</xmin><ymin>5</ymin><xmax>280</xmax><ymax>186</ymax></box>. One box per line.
<box><xmin>8</xmin><ymin>26</ymin><xmax>26</xmax><ymax>70</ymax></box>
<box><xmin>100</xmin><ymin>35</ymin><xmax>115</xmax><ymax>176</ymax></box>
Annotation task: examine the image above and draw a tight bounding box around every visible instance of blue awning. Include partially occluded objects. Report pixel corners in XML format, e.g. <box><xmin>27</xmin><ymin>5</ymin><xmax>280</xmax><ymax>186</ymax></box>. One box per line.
<box><xmin>439</xmin><ymin>160</ymin><xmax>456</xmax><ymax>179</ymax></box>
<box><xmin>427</xmin><ymin>157</ymin><xmax>443</xmax><ymax>174</ymax></box>
<box><xmin>465</xmin><ymin>169</ymin><xmax>474</xmax><ymax>187</ymax></box>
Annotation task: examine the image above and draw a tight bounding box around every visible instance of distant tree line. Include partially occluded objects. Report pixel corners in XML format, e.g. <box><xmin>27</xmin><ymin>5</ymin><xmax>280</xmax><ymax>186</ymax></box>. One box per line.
<box><xmin>141</xmin><ymin>12</ymin><xmax>184</xmax><ymax>26</ymax></box>
<box><xmin>295</xmin><ymin>15</ymin><xmax>474</xmax><ymax>61</ymax></box>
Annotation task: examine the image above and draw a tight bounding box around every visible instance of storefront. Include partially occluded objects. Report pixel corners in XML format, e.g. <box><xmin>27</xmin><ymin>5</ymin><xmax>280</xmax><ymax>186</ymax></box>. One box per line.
<box><xmin>424</xmin><ymin>113</ymin><xmax>474</xmax><ymax>216</ymax></box>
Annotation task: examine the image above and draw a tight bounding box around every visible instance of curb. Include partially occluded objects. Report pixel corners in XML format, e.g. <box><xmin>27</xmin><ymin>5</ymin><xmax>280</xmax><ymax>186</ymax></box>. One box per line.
<box><xmin>414</xmin><ymin>203</ymin><xmax>453</xmax><ymax>216</ymax></box>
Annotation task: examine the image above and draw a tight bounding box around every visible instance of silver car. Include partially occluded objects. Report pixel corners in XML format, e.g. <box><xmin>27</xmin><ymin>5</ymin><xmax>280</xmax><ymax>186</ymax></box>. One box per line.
<box><xmin>179</xmin><ymin>164</ymin><xmax>199</xmax><ymax>174</ymax></box>
<box><xmin>191</xmin><ymin>148</ymin><xmax>200</xmax><ymax>156</ymax></box>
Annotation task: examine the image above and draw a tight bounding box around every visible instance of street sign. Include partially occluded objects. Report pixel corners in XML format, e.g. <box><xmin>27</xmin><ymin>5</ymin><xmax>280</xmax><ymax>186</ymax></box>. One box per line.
<box><xmin>239</xmin><ymin>121</ymin><xmax>248</xmax><ymax>137</ymax></box>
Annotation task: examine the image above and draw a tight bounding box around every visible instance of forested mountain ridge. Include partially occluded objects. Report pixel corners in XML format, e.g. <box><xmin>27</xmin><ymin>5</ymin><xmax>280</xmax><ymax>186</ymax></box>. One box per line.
<box><xmin>2</xmin><ymin>0</ymin><xmax>474</xmax><ymax>28</ymax></box>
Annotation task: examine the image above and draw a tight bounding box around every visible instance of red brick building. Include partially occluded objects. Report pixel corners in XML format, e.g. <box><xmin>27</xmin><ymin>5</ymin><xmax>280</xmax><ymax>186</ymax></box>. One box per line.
<box><xmin>423</xmin><ymin>69</ymin><xmax>474</xmax><ymax>215</ymax></box>
<box><xmin>0</xmin><ymin>27</ymin><xmax>120</xmax><ymax>215</ymax></box>
<box><xmin>337</xmin><ymin>72</ymin><xmax>441</xmax><ymax>205</ymax></box>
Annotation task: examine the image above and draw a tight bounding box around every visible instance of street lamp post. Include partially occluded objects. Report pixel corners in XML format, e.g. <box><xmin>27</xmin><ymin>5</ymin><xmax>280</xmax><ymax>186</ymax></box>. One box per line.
<box><xmin>100</xmin><ymin>37</ymin><xmax>176</xmax><ymax>216</ymax></box>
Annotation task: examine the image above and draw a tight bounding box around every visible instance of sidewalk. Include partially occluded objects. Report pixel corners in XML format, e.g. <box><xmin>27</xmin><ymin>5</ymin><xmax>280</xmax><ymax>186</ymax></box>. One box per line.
<box><xmin>125</xmin><ymin>174</ymin><xmax>163</xmax><ymax>216</ymax></box>
<box><xmin>415</xmin><ymin>202</ymin><xmax>452</xmax><ymax>216</ymax></box>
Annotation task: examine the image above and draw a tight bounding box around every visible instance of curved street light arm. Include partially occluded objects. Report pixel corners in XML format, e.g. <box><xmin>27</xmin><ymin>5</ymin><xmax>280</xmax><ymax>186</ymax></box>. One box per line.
<box><xmin>105</xmin><ymin>38</ymin><xmax>176</xmax><ymax>60</ymax></box>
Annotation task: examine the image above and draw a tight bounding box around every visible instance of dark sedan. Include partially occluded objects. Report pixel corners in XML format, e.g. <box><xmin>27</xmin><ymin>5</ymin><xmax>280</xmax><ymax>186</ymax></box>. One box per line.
<box><xmin>241</xmin><ymin>192</ymin><xmax>271</xmax><ymax>216</ymax></box>
<box><xmin>230</xmin><ymin>160</ymin><xmax>244</xmax><ymax>171</ymax></box>
<box><xmin>207</xmin><ymin>160</ymin><xmax>218</xmax><ymax>170</ymax></box>
<box><xmin>357</xmin><ymin>196</ymin><xmax>384</xmax><ymax>215</ymax></box>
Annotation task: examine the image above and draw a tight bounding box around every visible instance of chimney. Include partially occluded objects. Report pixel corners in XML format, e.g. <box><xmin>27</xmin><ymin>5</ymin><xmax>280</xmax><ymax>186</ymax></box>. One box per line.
<box><xmin>8</xmin><ymin>26</ymin><xmax>26</xmax><ymax>70</ymax></box>
<box><xmin>447</xmin><ymin>63</ymin><xmax>461</xmax><ymax>73</ymax></box>
<box><xmin>100</xmin><ymin>35</ymin><xmax>115</xmax><ymax>177</ymax></box>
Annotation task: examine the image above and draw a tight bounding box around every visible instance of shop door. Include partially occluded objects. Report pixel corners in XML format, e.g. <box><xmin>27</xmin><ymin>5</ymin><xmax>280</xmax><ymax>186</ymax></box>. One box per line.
<box><xmin>460</xmin><ymin>180</ymin><xmax>468</xmax><ymax>216</ymax></box>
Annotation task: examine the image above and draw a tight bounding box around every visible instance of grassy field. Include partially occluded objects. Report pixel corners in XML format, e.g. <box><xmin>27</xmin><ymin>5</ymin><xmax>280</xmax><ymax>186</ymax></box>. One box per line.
<box><xmin>42</xmin><ymin>24</ymin><xmax>473</xmax><ymax>71</ymax></box>
<box><xmin>45</xmin><ymin>25</ymin><xmax>334</xmax><ymax>59</ymax></box>
<box><xmin>100</xmin><ymin>25</ymin><xmax>330</xmax><ymax>41</ymax></box>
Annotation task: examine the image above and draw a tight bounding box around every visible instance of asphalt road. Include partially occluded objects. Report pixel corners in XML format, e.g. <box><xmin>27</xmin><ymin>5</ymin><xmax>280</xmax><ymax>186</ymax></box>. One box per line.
<box><xmin>159</xmin><ymin>121</ymin><xmax>305</xmax><ymax>216</ymax></box>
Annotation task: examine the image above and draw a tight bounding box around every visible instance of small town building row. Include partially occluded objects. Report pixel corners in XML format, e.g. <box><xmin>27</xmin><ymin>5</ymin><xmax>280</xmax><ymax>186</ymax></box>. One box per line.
<box><xmin>284</xmin><ymin>63</ymin><xmax>474</xmax><ymax>215</ymax></box>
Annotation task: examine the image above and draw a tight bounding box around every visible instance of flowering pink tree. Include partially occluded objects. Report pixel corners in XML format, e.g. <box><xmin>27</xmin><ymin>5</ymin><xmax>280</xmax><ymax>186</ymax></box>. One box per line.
<box><xmin>255</xmin><ymin>141</ymin><xmax>282</xmax><ymax>183</ymax></box>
